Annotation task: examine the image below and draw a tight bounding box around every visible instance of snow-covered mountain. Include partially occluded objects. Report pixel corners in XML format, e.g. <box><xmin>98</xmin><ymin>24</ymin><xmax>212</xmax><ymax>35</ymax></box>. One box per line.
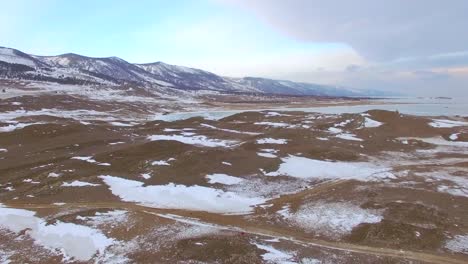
<box><xmin>136</xmin><ymin>62</ymin><xmax>249</xmax><ymax>92</ymax></box>
<box><xmin>0</xmin><ymin>47</ymin><xmax>48</xmax><ymax>68</ymax></box>
<box><xmin>0</xmin><ymin>46</ymin><xmax>388</xmax><ymax>96</ymax></box>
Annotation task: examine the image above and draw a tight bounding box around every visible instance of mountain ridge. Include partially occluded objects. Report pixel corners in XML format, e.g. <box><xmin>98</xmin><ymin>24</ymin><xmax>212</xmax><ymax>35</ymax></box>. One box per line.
<box><xmin>0</xmin><ymin>46</ymin><xmax>391</xmax><ymax>97</ymax></box>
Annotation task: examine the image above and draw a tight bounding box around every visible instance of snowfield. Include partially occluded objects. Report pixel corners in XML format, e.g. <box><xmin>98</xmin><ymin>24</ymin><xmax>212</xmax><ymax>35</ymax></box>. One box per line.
<box><xmin>429</xmin><ymin>119</ymin><xmax>468</xmax><ymax>128</ymax></box>
<box><xmin>100</xmin><ymin>176</ymin><xmax>266</xmax><ymax>214</ymax></box>
<box><xmin>0</xmin><ymin>206</ymin><xmax>115</xmax><ymax>261</ymax></box>
<box><xmin>279</xmin><ymin>202</ymin><xmax>383</xmax><ymax>237</ymax></box>
<box><xmin>257</xmin><ymin>152</ymin><xmax>278</xmax><ymax>158</ymax></box>
<box><xmin>265</xmin><ymin>156</ymin><xmax>393</xmax><ymax>181</ymax></box>
<box><xmin>254</xmin><ymin>243</ymin><xmax>296</xmax><ymax>264</ymax></box>
<box><xmin>62</xmin><ymin>181</ymin><xmax>100</xmax><ymax>187</ymax></box>
<box><xmin>445</xmin><ymin>235</ymin><xmax>468</xmax><ymax>254</ymax></box>
<box><xmin>363</xmin><ymin>117</ymin><xmax>383</xmax><ymax>128</ymax></box>
<box><xmin>206</xmin><ymin>174</ymin><xmax>244</xmax><ymax>185</ymax></box>
<box><xmin>400</xmin><ymin>137</ymin><xmax>468</xmax><ymax>147</ymax></box>
<box><xmin>335</xmin><ymin>133</ymin><xmax>364</xmax><ymax>141</ymax></box>
<box><xmin>148</xmin><ymin>134</ymin><xmax>238</xmax><ymax>148</ymax></box>
<box><xmin>0</xmin><ymin>122</ymin><xmax>42</xmax><ymax>132</ymax></box>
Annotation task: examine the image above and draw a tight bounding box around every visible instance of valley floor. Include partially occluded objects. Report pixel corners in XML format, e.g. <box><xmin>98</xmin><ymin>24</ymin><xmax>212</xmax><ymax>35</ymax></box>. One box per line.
<box><xmin>0</xmin><ymin>80</ymin><xmax>468</xmax><ymax>263</ymax></box>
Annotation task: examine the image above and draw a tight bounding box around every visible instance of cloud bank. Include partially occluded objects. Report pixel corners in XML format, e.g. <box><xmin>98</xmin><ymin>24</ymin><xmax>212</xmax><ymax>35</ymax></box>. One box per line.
<box><xmin>223</xmin><ymin>0</ymin><xmax>468</xmax><ymax>60</ymax></box>
<box><xmin>217</xmin><ymin>0</ymin><xmax>468</xmax><ymax>96</ymax></box>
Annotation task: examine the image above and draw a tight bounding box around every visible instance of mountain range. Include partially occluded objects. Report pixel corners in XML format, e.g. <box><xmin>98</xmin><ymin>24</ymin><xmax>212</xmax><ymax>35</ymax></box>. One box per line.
<box><xmin>0</xmin><ymin>46</ymin><xmax>389</xmax><ymax>97</ymax></box>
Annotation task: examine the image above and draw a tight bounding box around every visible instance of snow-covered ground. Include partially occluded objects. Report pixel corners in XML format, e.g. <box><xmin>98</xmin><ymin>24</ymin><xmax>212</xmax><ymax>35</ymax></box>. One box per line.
<box><xmin>0</xmin><ymin>206</ymin><xmax>115</xmax><ymax>261</ymax></box>
<box><xmin>265</xmin><ymin>156</ymin><xmax>393</xmax><ymax>181</ymax></box>
<box><xmin>148</xmin><ymin>134</ymin><xmax>238</xmax><ymax>148</ymax></box>
<box><xmin>100</xmin><ymin>175</ymin><xmax>266</xmax><ymax>214</ymax></box>
<box><xmin>257</xmin><ymin>138</ymin><xmax>288</xmax><ymax>145</ymax></box>
<box><xmin>279</xmin><ymin>202</ymin><xmax>383</xmax><ymax>238</ymax></box>
<box><xmin>206</xmin><ymin>174</ymin><xmax>244</xmax><ymax>185</ymax></box>
<box><xmin>429</xmin><ymin>119</ymin><xmax>468</xmax><ymax>128</ymax></box>
<box><xmin>254</xmin><ymin>243</ymin><xmax>297</xmax><ymax>264</ymax></box>
<box><xmin>445</xmin><ymin>235</ymin><xmax>468</xmax><ymax>254</ymax></box>
<box><xmin>62</xmin><ymin>181</ymin><xmax>100</xmax><ymax>187</ymax></box>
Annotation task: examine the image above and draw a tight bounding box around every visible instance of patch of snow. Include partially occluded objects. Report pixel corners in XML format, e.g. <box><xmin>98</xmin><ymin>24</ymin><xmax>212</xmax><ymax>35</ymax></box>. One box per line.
<box><xmin>71</xmin><ymin>156</ymin><xmax>110</xmax><ymax>166</ymax></box>
<box><xmin>328</xmin><ymin>127</ymin><xmax>342</xmax><ymax>134</ymax></box>
<box><xmin>0</xmin><ymin>109</ymin><xmax>122</xmax><ymax>123</ymax></box>
<box><xmin>152</xmin><ymin>213</ymin><xmax>222</xmax><ymax>239</ymax></box>
<box><xmin>181</xmin><ymin>132</ymin><xmax>196</xmax><ymax>136</ymax></box>
<box><xmin>109</xmin><ymin>141</ymin><xmax>125</xmax><ymax>145</ymax></box>
<box><xmin>335</xmin><ymin>119</ymin><xmax>353</xmax><ymax>127</ymax></box>
<box><xmin>0</xmin><ymin>206</ymin><xmax>115</xmax><ymax>261</ymax></box>
<box><xmin>401</xmin><ymin>137</ymin><xmax>468</xmax><ymax>147</ymax></box>
<box><xmin>363</xmin><ymin>117</ymin><xmax>383</xmax><ymax>128</ymax></box>
<box><xmin>109</xmin><ymin>122</ymin><xmax>134</xmax><ymax>127</ymax></box>
<box><xmin>0</xmin><ymin>122</ymin><xmax>42</xmax><ymax>132</ymax></box>
<box><xmin>429</xmin><ymin>119</ymin><xmax>468</xmax><ymax>128</ymax></box>
<box><xmin>256</xmin><ymin>138</ymin><xmax>288</xmax><ymax>145</ymax></box>
<box><xmin>151</xmin><ymin>160</ymin><xmax>170</xmax><ymax>166</ymax></box>
<box><xmin>260</xmin><ymin>148</ymin><xmax>278</xmax><ymax>153</ymax></box>
<box><xmin>254</xmin><ymin>243</ymin><xmax>296</xmax><ymax>264</ymax></box>
<box><xmin>62</xmin><ymin>181</ymin><xmax>100</xmax><ymax>187</ymax></box>
<box><xmin>445</xmin><ymin>235</ymin><xmax>468</xmax><ymax>254</ymax></box>
<box><xmin>163</xmin><ymin>128</ymin><xmax>181</xmax><ymax>132</ymax></box>
<box><xmin>280</xmin><ymin>202</ymin><xmax>382</xmax><ymax>237</ymax></box>
<box><xmin>419</xmin><ymin>170</ymin><xmax>468</xmax><ymax>198</ymax></box>
<box><xmin>301</xmin><ymin>258</ymin><xmax>322</xmax><ymax>264</ymax></box>
<box><xmin>48</xmin><ymin>172</ymin><xmax>61</xmax><ymax>178</ymax></box>
<box><xmin>23</xmin><ymin>179</ymin><xmax>40</xmax><ymax>184</ymax></box>
<box><xmin>206</xmin><ymin>174</ymin><xmax>244</xmax><ymax>185</ymax></box>
<box><xmin>222</xmin><ymin>161</ymin><xmax>232</xmax><ymax>166</ymax></box>
<box><xmin>263</xmin><ymin>238</ymin><xmax>280</xmax><ymax>243</ymax></box>
<box><xmin>100</xmin><ymin>175</ymin><xmax>265</xmax><ymax>214</ymax></box>
<box><xmin>264</xmin><ymin>112</ymin><xmax>291</xmax><ymax>117</ymax></box>
<box><xmin>0</xmin><ymin>250</ymin><xmax>12</xmax><ymax>264</ymax></box>
<box><xmin>438</xmin><ymin>186</ymin><xmax>468</xmax><ymax>198</ymax></box>
<box><xmin>449</xmin><ymin>133</ymin><xmax>459</xmax><ymax>141</ymax></box>
<box><xmin>265</xmin><ymin>156</ymin><xmax>392</xmax><ymax>181</ymax></box>
<box><xmin>141</xmin><ymin>173</ymin><xmax>152</xmax><ymax>180</ymax></box>
<box><xmin>258</xmin><ymin>152</ymin><xmax>277</xmax><ymax>158</ymax></box>
<box><xmin>335</xmin><ymin>133</ymin><xmax>364</xmax><ymax>141</ymax></box>
<box><xmin>0</xmin><ymin>148</ymin><xmax>7</xmax><ymax>152</ymax></box>
<box><xmin>201</xmin><ymin>123</ymin><xmax>260</xmax><ymax>135</ymax></box>
<box><xmin>254</xmin><ymin>122</ymin><xmax>291</xmax><ymax>128</ymax></box>
<box><xmin>148</xmin><ymin>134</ymin><xmax>238</xmax><ymax>148</ymax></box>
<box><xmin>77</xmin><ymin>210</ymin><xmax>128</xmax><ymax>227</ymax></box>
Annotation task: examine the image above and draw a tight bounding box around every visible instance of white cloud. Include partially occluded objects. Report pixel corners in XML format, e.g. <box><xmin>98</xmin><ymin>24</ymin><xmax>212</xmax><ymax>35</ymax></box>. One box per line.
<box><xmin>215</xmin><ymin>0</ymin><xmax>468</xmax><ymax>96</ymax></box>
<box><xmin>221</xmin><ymin>0</ymin><xmax>468</xmax><ymax>61</ymax></box>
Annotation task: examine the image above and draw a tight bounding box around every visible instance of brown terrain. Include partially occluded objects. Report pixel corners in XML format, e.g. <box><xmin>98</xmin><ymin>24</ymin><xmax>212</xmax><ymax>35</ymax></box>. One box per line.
<box><xmin>0</xmin><ymin>80</ymin><xmax>467</xmax><ymax>263</ymax></box>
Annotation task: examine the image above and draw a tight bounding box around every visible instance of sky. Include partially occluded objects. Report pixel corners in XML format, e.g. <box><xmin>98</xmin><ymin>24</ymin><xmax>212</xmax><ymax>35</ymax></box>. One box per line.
<box><xmin>1</xmin><ymin>0</ymin><xmax>468</xmax><ymax>96</ymax></box>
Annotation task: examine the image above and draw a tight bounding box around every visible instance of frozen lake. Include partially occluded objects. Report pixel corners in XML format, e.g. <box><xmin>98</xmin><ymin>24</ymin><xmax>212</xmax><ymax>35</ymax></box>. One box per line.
<box><xmin>154</xmin><ymin>97</ymin><xmax>468</xmax><ymax>121</ymax></box>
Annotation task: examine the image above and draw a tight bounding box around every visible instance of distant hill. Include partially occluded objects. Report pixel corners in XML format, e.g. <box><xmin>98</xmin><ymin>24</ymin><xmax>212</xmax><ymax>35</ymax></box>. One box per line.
<box><xmin>0</xmin><ymin>46</ymin><xmax>391</xmax><ymax>97</ymax></box>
